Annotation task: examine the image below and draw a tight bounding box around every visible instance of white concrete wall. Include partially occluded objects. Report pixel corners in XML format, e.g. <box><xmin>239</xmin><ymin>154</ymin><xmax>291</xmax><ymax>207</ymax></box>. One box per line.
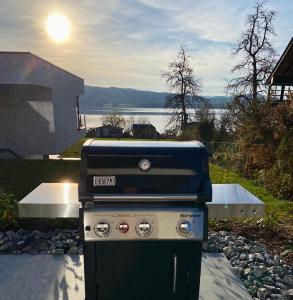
<box><xmin>0</xmin><ymin>52</ymin><xmax>85</xmax><ymax>155</ymax></box>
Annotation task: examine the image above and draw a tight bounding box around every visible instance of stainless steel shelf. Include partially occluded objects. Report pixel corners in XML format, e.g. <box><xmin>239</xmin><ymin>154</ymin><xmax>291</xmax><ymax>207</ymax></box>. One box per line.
<box><xmin>18</xmin><ymin>183</ymin><xmax>264</xmax><ymax>219</ymax></box>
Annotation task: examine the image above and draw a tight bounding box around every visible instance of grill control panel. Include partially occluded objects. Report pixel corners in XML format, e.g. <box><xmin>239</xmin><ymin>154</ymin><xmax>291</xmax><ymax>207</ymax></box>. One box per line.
<box><xmin>83</xmin><ymin>207</ymin><xmax>204</xmax><ymax>241</ymax></box>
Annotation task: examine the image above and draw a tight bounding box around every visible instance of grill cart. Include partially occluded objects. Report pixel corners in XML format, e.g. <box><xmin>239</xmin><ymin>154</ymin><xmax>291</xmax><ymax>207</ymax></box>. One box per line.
<box><xmin>79</xmin><ymin>140</ymin><xmax>211</xmax><ymax>300</ymax></box>
<box><xmin>18</xmin><ymin>140</ymin><xmax>265</xmax><ymax>300</ymax></box>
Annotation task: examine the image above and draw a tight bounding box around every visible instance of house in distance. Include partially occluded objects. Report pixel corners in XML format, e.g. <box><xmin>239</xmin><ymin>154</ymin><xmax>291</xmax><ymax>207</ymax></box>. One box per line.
<box><xmin>132</xmin><ymin>123</ymin><xmax>159</xmax><ymax>139</ymax></box>
<box><xmin>95</xmin><ymin>125</ymin><xmax>124</xmax><ymax>138</ymax></box>
<box><xmin>0</xmin><ymin>52</ymin><xmax>84</xmax><ymax>158</ymax></box>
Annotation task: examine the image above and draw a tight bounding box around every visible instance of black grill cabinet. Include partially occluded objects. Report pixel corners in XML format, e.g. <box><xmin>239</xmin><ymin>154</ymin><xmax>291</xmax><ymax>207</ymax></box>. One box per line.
<box><xmin>79</xmin><ymin>140</ymin><xmax>212</xmax><ymax>300</ymax></box>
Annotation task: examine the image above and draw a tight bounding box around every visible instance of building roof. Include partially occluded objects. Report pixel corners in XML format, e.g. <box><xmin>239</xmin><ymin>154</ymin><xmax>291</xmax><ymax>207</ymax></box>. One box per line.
<box><xmin>133</xmin><ymin>123</ymin><xmax>156</xmax><ymax>130</ymax></box>
<box><xmin>266</xmin><ymin>37</ymin><xmax>293</xmax><ymax>85</ymax></box>
<box><xmin>97</xmin><ymin>125</ymin><xmax>123</xmax><ymax>130</ymax></box>
<box><xmin>0</xmin><ymin>51</ymin><xmax>83</xmax><ymax>81</ymax></box>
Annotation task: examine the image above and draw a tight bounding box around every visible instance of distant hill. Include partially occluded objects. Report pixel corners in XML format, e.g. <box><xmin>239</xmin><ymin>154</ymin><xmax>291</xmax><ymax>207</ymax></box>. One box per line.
<box><xmin>80</xmin><ymin>86</ymin><xmax>231</xmax><ymax>112</ymax></box>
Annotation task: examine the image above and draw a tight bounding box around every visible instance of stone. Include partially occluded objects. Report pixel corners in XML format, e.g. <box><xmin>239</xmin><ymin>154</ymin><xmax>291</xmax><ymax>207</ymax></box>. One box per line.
<box><xmin>66</xmin><ymin>239</ymin><xmax>75</xmax><ymax>247</ymax></box>
<box><xmin>28</xmin><ymin>249</ymin><xmax>39</xmax><ymax>254</ymax></box>
<box><xmin>251</xmin><ymin>244</ymin><xmax>266</xmax><ymax>253</ymax></box>
<box><xmin>243</xmin><ymin>245</ymin><xmax>251</xmax><ymax>251</ymax></box>
<box><xmin>282</xmin><ymin>275</ymin><xmax>293</xmax><ymax>287</ymax></box>
<box><xmin>275</xmin><ymin>282</ymin><xmax>287</xmax><ymax>290</ymax></box>
<box><xmin>238</xmin><ymin>261</ymin><xmax>248</xmax><ymax>268</ymax></box>
<box><xmin>22</xmin><ymin>245</ymin><xmax>32</xmax><ymax>252</ymax></box>
<box><xmin>255</xmin><ymin>253</ymin><xmax>265</xmax><ymax>262</ymax></box>
<box><xmin>263</xmin><ymin>285</ymin><xmax>276</xmax><ymax>293</ymax></box>
<box><xmin>32</xmin><ymin>230</ymin><xmax>41</xmax><ymax>236</ymax></box>
<box><xmin>7</xmin><ymin>241</ymin><xmax>16</xmax><ymax>251</ymax></box>
<box><xmin>257</xmin><ymin>287</ymin><xmax>269</xmax><ymax>300</ymax></box>
<box><xmin>284</xmin><ymin>289</ymin><xmax>293</xmax><ymax>300</ymax></box>
<box><xmin>45</xmin><ymin>231</ymin><xmax>55</xmax><ymax>239</ymax></box>
<box><xmin>273</xmin><ymin>260</ymin><xmax>282</xmax><ymax>266</ymax></box>
<box><xmin>51</xmin><ymin>233</ymin><xmax>62</xmax><ymax>242</ymax></box>
<box><xmin>232</xmin><ymin>266</ymin><xmax>243</xmax><ymax>277</ymax></box>
<box><xmin>270</xmin><ymin>294</ymin><xmax>285</xmax><ymax>300</ymax></box>
<box><xmin>248</xmin><ymin>285</ymin><xmax>258</xmax><ymax>296</ymax></box>
<box><xmin>0</xmin><ymin>243</ymin><xmax>9</xmax><ymax>252</ymax></box>
<box><xmin>223</xmin><ymin>246</ymin><xmax>235</xmax><ymax>258</ymax></box>
<box><xmin>253</xmin><ymin>265</ymin><xmax>267</xmax><ymax>278</ymax></box>
<box><xmin>17</xmin><ymin>241</ymin><xmax>25</xmax><ymax>249</ymax></box>
<box><xmin>67</xmin><ymin>246</ymin><xmax>79</xmax><ymax>255</ymax></box>
<box><xmin>53</xmin><ymin>241</ymin><xmax>63</xmax><ymax>249</ymax></box>
<box><xmin>220</xmin><ymin>230</ymin><xmax>229</xmax><ymax>236</ymax></box>
<box><xmin>243</xmin><ymin>280</ymin><xmax>250</xmax><ymax>288</ymax></box>
<box><xmin>5</xmin><ymin>231</ymin><xmax>15</xmax><ymax>241</ymax></box>
<box><xmin>52</xmin><ymin>249</ymin><xmax>64</xmax><ymax>255</ymax></box>
<box><xmin>244</xmin><ymin>268</ymin><xmax>252</xmax><ymax>276</ymax></box>
<box><xmin>16</xmin><ymin>228</ymin><xmax>25</xmax><ymax>236</ymax></box>
<box><xmin>260</xmin><ymin>275</ymin><xmax>274</xmax><ymax>285</ymax></box>
<box><xmin>37</xmin><ymin>240</ymin><xmax>49</xmax><ymax>251</ymax></box>
<box><xmin>249</xmin><ymin>253</ymin><xmax>256</xmax><ymax>261</ymax></box>
<box><xmin>0</xmin><ymin>239</ymin><xmax>5</xmax><ymax>246</ymax></box>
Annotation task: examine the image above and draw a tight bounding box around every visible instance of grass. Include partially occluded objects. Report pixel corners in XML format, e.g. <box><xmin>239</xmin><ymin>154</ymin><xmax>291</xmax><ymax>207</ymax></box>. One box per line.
<box><xmin>209</xmin><ymin>164</ymin><xmax>292</xmax><ymax>221</ymax></box>
<box><xmin>60</xmin><ymin>137</ymin><xmax>88</xmax><ymax>158</ymax></box>
<box><xmin>0</xmin><ymin>160</ymin><xmax>80</xmax><ymax>201</ymax></box>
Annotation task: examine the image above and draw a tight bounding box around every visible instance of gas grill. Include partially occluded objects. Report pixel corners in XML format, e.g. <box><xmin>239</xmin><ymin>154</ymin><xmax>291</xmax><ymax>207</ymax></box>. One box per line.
<box><xmin>79</xmin><ymin>140</ymin><xmax>212</xmax><ymax>300</ymax></box>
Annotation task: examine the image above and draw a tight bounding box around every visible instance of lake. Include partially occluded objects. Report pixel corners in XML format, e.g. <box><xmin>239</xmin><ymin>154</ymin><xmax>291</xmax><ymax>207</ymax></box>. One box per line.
<box><xmin>82</xmin><ymin>108</ymin><xmax>227</xmax><ymax>133</ymax></box>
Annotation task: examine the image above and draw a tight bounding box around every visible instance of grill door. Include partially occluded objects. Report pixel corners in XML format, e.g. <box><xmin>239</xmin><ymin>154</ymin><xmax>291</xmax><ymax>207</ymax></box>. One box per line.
<box><xmin>86</xmin><ymin>241</ymin><xmax>193</xmax><ymax>300</ymax></box>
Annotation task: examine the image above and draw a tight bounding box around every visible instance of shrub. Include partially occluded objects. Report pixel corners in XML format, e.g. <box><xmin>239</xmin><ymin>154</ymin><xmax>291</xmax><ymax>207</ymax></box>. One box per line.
<box><xmin>0</xmin><ymin>187</ymin><xmax>18</xmax><ymax>229</ymax></box>
<box><xmin>257</xmin><ymin>208</ymin><xmax>280</xmax><ymax>232</ymax></box>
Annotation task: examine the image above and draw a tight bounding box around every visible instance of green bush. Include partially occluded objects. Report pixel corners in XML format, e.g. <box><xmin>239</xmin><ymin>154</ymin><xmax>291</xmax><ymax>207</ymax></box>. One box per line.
<box><xmin>0</xmin><ymin>187</ymin><xmax>18</xmax><ymax>229</ymax></box>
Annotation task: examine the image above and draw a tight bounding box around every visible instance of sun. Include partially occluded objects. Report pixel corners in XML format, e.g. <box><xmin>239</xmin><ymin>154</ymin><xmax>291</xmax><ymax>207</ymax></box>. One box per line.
<box><xmin>46</xmin><ymin>12</ymin><xmax>71</xmax><ymax>43</ymax></box>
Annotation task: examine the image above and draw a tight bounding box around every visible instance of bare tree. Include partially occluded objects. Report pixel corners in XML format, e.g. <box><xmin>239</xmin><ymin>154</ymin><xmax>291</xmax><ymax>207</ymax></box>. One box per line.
<box><xmin>162</xmin><ymin>46</ymin><xmax>202</xmax><ymax>131</ymax></box>
<box><xmin>227</xmin><ymin>1</ymin><xmax>277</xmax><ymax>102</ymax></box>
<box><xmin>102</xmin><ymin>111</ymin><xmax>125</xmax><ymax>128</ymax></box>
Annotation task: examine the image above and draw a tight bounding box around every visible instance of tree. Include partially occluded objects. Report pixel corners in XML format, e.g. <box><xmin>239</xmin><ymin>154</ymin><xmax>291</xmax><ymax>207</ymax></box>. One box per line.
<box><xmin>227</xmin><ymin>1</ymin><xmax>277</xmax><ymax>102</ymax></box>
<box><xmin>162</xmin><ymin>46</ymin><xmax>202</xmax><ymax>131</ymax></box>
<box><xmin>225</xmin><ymin>1</ymin><xmax>278</xmax><ymax>176</ymax></box>
<box><xmin>194</xmin><ymin>100</ymin><xmax>216</xmax><ymax>142</ymax></box>
<box><xmin>102</xmin><ymin>111</ymin><xmax>125</xmax><ymax>128</ymax></box>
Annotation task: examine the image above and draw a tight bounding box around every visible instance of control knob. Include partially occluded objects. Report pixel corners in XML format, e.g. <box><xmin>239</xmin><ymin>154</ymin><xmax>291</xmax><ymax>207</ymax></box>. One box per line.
<box><xmin>118</xmin><ymin>223</ymin><xmax>129</xmax><ymax>233</ymax></box>
<box><xmin>95</xmin><ymin>221</ymin><xmax>111</xmax><ymax>237</ymax></box>
<box><xmin>177</xmin><ymin>219</ymin><xmax>193</xmax><ymax>237</ymax></box>
<box><xmin>136</xmin><ymin>221</ymin><xmax>152</xmax><ymax>237</ymax></box>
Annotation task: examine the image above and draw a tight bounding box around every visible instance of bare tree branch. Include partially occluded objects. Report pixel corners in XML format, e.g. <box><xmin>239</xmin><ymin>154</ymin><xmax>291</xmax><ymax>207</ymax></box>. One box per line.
<box><xmin>227</xmin><ymin>1</ymin><xmax>277</xmax><ymax>102</ymax></box>
<box><xmin>162</xmin><ymin>46</ymin><xmax>202</xmax><ymax>131</ymax></box>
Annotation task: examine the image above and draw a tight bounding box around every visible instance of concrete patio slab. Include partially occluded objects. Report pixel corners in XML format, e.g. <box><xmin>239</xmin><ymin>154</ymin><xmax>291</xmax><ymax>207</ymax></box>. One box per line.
<box><xmin>0</xmin><ymin>253</ymin><xmax>251</xmax><ymax>300</ymax></box>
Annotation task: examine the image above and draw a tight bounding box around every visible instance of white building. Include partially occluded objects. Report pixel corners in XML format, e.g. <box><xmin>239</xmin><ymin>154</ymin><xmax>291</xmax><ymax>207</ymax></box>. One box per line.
<box><xmin>0</xmin><ymin>52</ymin><xmax>84</xmax><ymax>158</ymax></box>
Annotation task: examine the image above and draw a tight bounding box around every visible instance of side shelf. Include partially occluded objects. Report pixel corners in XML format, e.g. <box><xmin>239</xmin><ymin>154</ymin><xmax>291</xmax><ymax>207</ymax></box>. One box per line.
<box><xmin>18</xmin><ymin>183</ymin><xmax>265</xmax><ymax>219</ymax></box>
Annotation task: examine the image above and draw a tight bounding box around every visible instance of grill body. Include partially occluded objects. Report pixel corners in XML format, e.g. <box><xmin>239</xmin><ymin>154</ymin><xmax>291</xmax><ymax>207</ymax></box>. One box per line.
<box><xmin>79</xmin><ymin>140</ymin><xmax>212</xmax><ymax>300</ymax></box>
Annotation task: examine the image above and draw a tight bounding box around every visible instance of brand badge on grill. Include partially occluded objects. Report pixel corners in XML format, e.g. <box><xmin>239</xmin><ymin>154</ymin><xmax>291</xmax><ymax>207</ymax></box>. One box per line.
<box><xmin>93</xmin><ymin>176</ymin><xmax>116</xmax><ymax>187</ymax></box>
<box><xmin>138</xmin><ymin>159</ymin><xmax>151</xmax><ymax>172</ymax></box>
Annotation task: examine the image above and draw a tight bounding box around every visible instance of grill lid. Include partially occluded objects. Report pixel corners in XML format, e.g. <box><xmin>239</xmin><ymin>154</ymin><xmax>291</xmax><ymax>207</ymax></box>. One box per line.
<box><xmin>79</xmin><ymin>140</ymin><xmax>212</xmax><ymax>203</ymax></box>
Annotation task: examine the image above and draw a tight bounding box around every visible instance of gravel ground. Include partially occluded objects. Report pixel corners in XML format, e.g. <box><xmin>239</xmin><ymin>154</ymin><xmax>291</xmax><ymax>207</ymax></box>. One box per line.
<box><xmin>0</xmin><ymin>229</ymin><xmax>292</xmax><ymax>299</ymax></box>
<box><xmin>205</xmin><ymin>231</ymin><xmax>293</xmax><ymax>300</ymax></box>
<box><xmin>0</xmin><ymin>229</ymin><xmax>82</xmax><ymax>255</ymax></box>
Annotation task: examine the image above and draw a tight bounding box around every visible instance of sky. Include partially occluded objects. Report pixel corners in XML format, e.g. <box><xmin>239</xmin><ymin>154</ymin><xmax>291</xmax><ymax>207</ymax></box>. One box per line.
<box><xmin>0</xmin><ymin>0</ymin><xmax>292</xmax><ymax>96</ymax></box>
